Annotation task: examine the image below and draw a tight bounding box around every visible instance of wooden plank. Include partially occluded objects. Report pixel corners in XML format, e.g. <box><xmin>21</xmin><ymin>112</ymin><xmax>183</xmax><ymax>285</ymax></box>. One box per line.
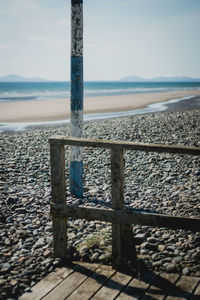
<box><xmin>51</xmin><ymin>203</ymin><xmax>200</xmax><ymax>232</ymax></box>
<box><xmin>49</xmin><ymin>136</ymin><xmax>200</xmax><ymax>156</ymax></box>
<box><xmin>67</xmin><ymin>264</ymin><xmax>116</xmax><ymax>299</ymax></box>
<box><xmin>173</xmin><ymin>275</ymin><xmax>200</xmax><ymax>297</ymax></box>
<box><xmin>92</xmin><ymin>270</ymin><xmax>132</xmax><ymax>299</ymax></box>
<box><xmin>143</xmin><ymin>289</ymin><xmax>165</xmax><ymax>300</ymax></box>
<box><xmin>164</xmin><ymin>297</ymin><xmax>185</xmax><ymax>300</ymax></box>
<box><xmin>42</xmin><ymin>262</ymin><xmax>98</xmax><ymax>300</ymax></box>
<box><xmin>194</xmin><ymin>281</ymin><xmax>200</xmax><ymax>296</ymax></box>
<box><xmin>142</xmin><ymin>273</ymin><xmax>179</xmax><ymax>300</ymax></box>
<box><xmin>117</xmin><ymin>277</ymin><xmax>150</xmax><ymax>299</ymax></box>
<box><xmin>19</xmin><ymin>267</ymin><xmax>74</xmax><ymax>300</ymax></box>
<box><xmin>50</xmin><ymin>144</ymin><xmax>67</xmax><ymax>260</ymax></box>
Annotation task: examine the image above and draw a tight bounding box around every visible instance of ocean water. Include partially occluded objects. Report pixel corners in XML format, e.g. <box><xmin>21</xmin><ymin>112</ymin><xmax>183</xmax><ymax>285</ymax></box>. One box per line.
<box><xmin>0</xmin><ymin>81</ymin><xmax>200</xmax><ymax>102</ymax></box>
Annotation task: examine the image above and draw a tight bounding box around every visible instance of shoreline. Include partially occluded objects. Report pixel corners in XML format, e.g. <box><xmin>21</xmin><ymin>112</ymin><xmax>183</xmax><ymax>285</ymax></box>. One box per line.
<box><xmin>0</xmin><ymin>89</ymin><xmax>200</xmax><ymax>123</ymax></box>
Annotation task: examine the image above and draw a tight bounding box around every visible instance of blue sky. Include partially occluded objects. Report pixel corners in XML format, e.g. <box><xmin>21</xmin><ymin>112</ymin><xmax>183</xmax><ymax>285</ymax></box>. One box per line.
<box><xmin>0</xmin><ymin>0</ymin><xmax>200</xmax><ymax>81</ymax></box>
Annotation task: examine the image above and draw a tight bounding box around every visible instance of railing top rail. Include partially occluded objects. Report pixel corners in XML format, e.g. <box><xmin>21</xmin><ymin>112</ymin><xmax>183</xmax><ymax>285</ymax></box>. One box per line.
<box><xmin>49</xmin><ymin>136</ymin><xmax>200</xmax><ymax>156</ymax></box>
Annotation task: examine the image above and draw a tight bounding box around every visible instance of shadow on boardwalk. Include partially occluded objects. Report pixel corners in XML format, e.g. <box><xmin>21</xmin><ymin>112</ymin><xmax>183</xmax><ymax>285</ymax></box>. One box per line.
<box><xmin>20</xmin><ymin>261</ymin><xmax>200</xmax><ymax>299</ymax></box>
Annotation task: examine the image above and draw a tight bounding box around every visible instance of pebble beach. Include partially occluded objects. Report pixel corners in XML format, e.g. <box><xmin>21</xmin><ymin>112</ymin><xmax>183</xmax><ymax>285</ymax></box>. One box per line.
<box><xmin>0</xmin><ymin>107</ymin><xmax>200</xmax><ymax>299</ymax></box>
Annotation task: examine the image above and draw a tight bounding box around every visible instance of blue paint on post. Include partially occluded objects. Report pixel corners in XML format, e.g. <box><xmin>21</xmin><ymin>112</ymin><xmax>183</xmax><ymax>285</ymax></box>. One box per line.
<box><xmin>72</xmin><ymin>0</ymin><xmax>82</xmax><ymax>5</ymax></box>
<box><xmin>70</xmin><ymin>161</ymin><xmax>83</xmax><ymax>198</ymax></box>
<box><xmin>71</xmin><ymin>57</ymin><xmax>83</xmax><ymax>111</ymax></box>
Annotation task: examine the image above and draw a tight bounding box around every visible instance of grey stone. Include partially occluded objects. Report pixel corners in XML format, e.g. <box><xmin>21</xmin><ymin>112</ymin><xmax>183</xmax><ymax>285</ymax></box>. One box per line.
<box><xmin>182</xmin><ymin>267</ymin><xmax>190</xmax><ymax>275</ymax></box>
<box><xmin>166</xmin><ymin>263</ymin><xmax>177</xmax><ymax>272</ymax></box>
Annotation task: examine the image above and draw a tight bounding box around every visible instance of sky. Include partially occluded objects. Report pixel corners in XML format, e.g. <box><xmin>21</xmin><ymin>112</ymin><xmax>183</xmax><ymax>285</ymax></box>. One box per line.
<box><xmin>0</xmin><ymin>0</ymin><xmax>200</xmax><ymax>81</ymax></box>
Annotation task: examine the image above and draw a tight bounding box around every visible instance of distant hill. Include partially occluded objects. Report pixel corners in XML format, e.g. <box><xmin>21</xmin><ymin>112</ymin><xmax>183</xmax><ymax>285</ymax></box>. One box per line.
<box><xmin>0</xmin><ymin>74</ymin><xmax>50</xmax><ymax>82</ymax></box>
<box><xmin>120</xmin><ymin>76</ymin><xmax>200</xmax><ymax>82</ymax></box>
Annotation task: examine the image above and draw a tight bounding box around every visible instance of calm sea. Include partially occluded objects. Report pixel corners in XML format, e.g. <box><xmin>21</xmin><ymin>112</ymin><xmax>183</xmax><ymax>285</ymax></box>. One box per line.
<box><xmin>1</xmin><ymin>81</ymin><xmax>200</xmax><ymax>102</ymax></box>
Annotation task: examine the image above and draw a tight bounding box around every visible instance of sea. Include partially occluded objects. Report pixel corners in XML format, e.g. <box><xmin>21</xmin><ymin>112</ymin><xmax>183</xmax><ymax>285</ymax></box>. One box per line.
<box><xmin>0</xmin><ymin>81</ymin><xmax>200</xmax><ymax>132</ymax></box>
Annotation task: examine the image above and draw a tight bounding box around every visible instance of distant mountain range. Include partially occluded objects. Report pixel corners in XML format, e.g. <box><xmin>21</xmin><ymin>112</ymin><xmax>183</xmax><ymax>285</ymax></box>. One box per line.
<box><xmin>1</xmin><ymin>74</ymin><xmax>200</xmax><ymax>82</ymax></box>
<box><xmin>120</xmin><ymin>75</ymin><xmax>200</xmax><ymax>82</ymax></box>
<box><xmin>0</xmin><ymin>74</ymin><xmax>50</xmax><ymax>82</ymax></box>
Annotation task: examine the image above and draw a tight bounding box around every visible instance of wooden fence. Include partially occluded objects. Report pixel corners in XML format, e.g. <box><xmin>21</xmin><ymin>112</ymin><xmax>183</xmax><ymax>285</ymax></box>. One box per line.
<box><xmin>49</xmin><ymin>136</ymin><xmax>200</xmax><ymax>269</ymax></box>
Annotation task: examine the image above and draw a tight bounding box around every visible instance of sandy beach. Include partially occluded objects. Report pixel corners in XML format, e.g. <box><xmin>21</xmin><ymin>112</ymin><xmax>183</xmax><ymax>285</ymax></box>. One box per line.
<box><xmin>0</xmin><ymin>89</ymin><xmax>200</xmax><ymax>122</ymax></box>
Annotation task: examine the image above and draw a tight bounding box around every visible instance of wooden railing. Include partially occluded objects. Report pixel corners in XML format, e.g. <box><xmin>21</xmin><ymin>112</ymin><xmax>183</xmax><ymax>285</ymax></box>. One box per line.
<box><xmin>49</xmin><ymin>136</ymin><xmax>200</xmax><ymax>269</ymax></box>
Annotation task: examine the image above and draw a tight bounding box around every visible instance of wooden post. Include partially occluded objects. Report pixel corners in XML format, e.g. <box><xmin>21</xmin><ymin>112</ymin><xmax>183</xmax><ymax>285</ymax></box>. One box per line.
<box><xmin>70</xmin><ymin>0</ymin><xmax>84</xmax><ymax>198</ymax></box>
<box><xmin>111</xmin><ymin>149</ymin><xmax>137</xmax><ymax>269</ymax></box>
<box><xmin>50</xmin><ymin>144</ymin><xmax>67</xmax><ymax>260</ymax></box>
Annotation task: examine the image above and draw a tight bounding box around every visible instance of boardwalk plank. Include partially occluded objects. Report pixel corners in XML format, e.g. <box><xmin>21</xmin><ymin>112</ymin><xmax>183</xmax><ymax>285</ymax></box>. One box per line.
<box><xmin>19</xmin><ymin>262</ymin><xmax>200</xmax><ymax>300</ymax></box>
<box><xmin>116</xmin><ymin>277</ymin><xmax>150</xmax><ymax>299</ymax></box>
<box><xmin>67</xmin><ymin>264</ymin><xmax>116</xmax><ymax>299</ymax></box>
<box><xmin>143</xmin><ymin>273</ymin><xmax>180</xmax><ymax>300</ymax></box>
<box><xmin>42</xmin><ymin>263</ymin><xmax>98</xmax><ymax>300</ymax></box>
<box><xmin>19</xmin><ymin>267</ymin><xmax>73</xmax><ymax>300</ymax></box>
<box><xmin>194</xmin><ymin>281</ymin><xmax>200</xmax><ymax>296</ymax></box>
<box><xmin>164</xmin><ymin>297</ymin><xmax>185</xmax><ymax>300</ymax></box>
<box><xmin>92</xmin><ymin>270</ymin><xmax>132</xmax><ymax>299</ymax></box>
<box><xmin>175</xmin><ymin>275</ymin><xmax>200</xmax><ymax>296</ymax></box>
<box><xmin>117</xmin><ymin>271</ymin><xmax>158</xmax><ymax>300</ymax></box>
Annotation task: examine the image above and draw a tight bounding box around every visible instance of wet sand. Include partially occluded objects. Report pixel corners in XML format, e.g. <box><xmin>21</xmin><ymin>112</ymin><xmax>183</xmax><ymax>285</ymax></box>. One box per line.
<box><xmin>0</xmin><ymin>89</ymin><xmax>200</xmax><ymax>122</ymax></box>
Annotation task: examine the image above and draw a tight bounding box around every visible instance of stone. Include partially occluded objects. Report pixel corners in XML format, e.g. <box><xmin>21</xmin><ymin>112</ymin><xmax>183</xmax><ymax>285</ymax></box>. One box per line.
<box><xmin>166</xmin><ymin>263</ymin><xmax>177</xmax><ymax>272</ymax></box>
<box><xmin>182</xmin><ymin>267</ymin><xmax>190</xmax><ymax>275</ymax></box>
<box><xmin>134</xmin><ymin>233</ymin><xmax>147</xmax><ymax>245</ymax></box>
<box><xmin>91</xmin><ymin>252</ymin><xmax>100</xmax><ymax>262</ymax></box>
<box><xmin>6</xmin><ymin>196</ymin><xmax>18</xmax><ymax>205</ymax></box>
<box><xmin>158</xmin><ymin>245</ymin><xmax>165</xmax><ymax>252</ymax></box>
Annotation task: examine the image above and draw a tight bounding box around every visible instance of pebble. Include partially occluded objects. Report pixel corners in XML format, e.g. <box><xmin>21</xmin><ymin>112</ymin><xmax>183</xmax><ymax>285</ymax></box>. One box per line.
<box><xmin>182</xmin><ymin>267</ymin><xmax>190</xmax><ymax>275</ymax></box>
<box><xmin>1</xmin><ymin>109</ymin><xmax>200</xmax><ymax>299</ymax></box>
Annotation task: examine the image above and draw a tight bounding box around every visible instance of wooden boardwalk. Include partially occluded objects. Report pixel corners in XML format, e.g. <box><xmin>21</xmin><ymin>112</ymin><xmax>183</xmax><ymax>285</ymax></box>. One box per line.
<box><xmin>19</xmin><ymin>262</ymin><xmax>200</xmax><ymax>300</ymax></box>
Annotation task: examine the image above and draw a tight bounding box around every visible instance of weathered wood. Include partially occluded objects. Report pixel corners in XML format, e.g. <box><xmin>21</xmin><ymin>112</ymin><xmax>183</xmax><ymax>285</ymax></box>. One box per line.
<box><xmin>70</xmin><ymin>0</ymin><xmax>84</xmax><ymax>198</ymax></box>
<box><xmin>143</xmin><ymin>273</ymin><xmax>180</xmax><ymax>300</ymax></box>
<box><xmin>19</xmin><ymin>267</ymin><xmax>73</xmax><ymax>300</ymax></box>
<box><xmin>49</xmin><ymin>136</ymin><xmax>200</xmax><ymax>156</ymax></box>
<box><xmin>67</xmin><ymin>264</ymin><xmax>116</xmax><ymax>300</ymax></box>
<box><xmin>49</xmin><ymin>136</ymin><xmax>200</xmax><ymax>268</ymax></box>
<box><xmin>50</xmin><ymin>203</ymin><xmax>200</xmax><ymax>232</ymax></box>
<box><xmin>164</xmin><ymin>297</ymin><xmax>185</xmax><ymax>300</ymax></box>
<box><xmin>175</xmin><ymin>275</ymin><xmax>200</xmax><ymax>295</ymax></box>
<box><xmin>194</xmin><ymin>281</ymin><xmax>200</xmax><ymax>296</ymax></box>
<box><xmin>117</xmin><ymin>277</ymin><xmax>150</xmax><ymax>300</ymax></box>
<box><xmin>50</xmin><ymin>144</ymin><xmax>67</xmax><ymax>260</ymax></box>
<box><xmin>19</xmin><ymin>262</ymin><xmax>200</xmax><ymax>300</ymax></box>
<box><xmin>111</xmin><ymin>149</ymin><xmax>137</xmax><ymax>269</ymax></box>
<box><xmin>111</xmin><ymin>148</ymin><xmax>124</xmax><ymax>269</ymax></box>
<box><xmin>92</xmin><ymin>271</ymin><xmax>132</xmax><ymax>299</ymax></box>
<box><xmin>42</xmin><ymin>262</ymin><xmax>97</xmax><ymax>300</ymax></box>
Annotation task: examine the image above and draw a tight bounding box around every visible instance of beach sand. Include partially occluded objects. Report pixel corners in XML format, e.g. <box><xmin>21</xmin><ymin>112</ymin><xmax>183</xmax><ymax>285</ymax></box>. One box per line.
<box><xmin>0</xmin><ymin>89</ymin><xmax>200</xmax><ymax>122</ymax></box>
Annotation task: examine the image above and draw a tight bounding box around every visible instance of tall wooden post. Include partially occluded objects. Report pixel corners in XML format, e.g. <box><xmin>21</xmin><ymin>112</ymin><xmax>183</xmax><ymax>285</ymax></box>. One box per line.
<box><xmin>50</xmin><ymin>144</ymin><xmax>67</xmax><ymax>260</ymax></box>
<box><xmin>111</xmin><ymin>149</ymin><xmax>137</xmax><ymax>269</ymax></box>
<box><xmin>70</xmin><ymin>0</ymin><xmax>83</xmax><ymax>198</ymax></box>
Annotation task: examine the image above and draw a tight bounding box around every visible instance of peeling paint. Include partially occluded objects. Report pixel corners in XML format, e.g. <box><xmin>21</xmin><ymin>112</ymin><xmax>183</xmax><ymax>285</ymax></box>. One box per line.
<box><xmin>70</xmin><ymin>145</ymin><xmax>83</xmax><ymax>162</ymax></box>
<box><xmin>70</xmin><ymin>0</ymin><xmax>83</xmax><ymax>197</ymax></box>
<box><xmin>70</xmin><ymin>110</ymin><xmax>83</xmax><ymax>137</ymax></box>
<box><xmin>71</xmin><ymin>2</ymin><xmax>83</xmax><ymax>57</ymax></box>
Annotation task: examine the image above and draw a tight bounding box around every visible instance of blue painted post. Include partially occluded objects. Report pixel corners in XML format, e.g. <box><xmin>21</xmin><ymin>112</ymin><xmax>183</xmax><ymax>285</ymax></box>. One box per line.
<box><xmin>70</xmin><ymin>0</ymin><xmax>83</xmax><ymax>198</ymax></box>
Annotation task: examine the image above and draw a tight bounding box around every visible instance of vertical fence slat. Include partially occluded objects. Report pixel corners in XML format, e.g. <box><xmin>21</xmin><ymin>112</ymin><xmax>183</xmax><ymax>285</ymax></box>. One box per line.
<box><xmin>111</xmin><ymin>149</ymin><xmax>137</xmax><ymax>269</ymax></box>
<box><xmin>50</xmin><ymin>144</ymin><xmax>67</xmax><ymax>260</ymax></box>
<box><xmin>111</xmin><ymin>149</ymin><xmax>124</xmax><ymax>268</ymax></box>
